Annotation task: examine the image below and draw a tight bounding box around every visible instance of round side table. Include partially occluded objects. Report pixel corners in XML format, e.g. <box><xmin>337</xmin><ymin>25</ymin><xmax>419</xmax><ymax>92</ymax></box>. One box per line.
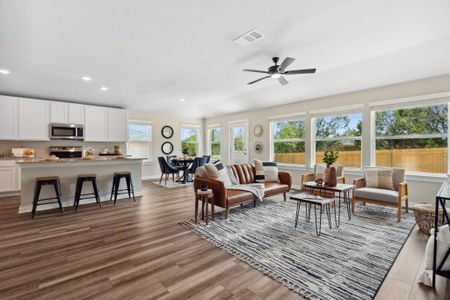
<box><xmin>196</xmin><ymin>189</ymin><xmax>214</xmax><ymax>225</ymax></box>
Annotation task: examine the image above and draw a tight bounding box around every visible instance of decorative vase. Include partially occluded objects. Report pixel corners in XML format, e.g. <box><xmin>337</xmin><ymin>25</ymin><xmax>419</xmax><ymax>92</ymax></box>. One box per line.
<box><xmin>327</xmin><ymin>166</ymin><xmax>337</xmax><ymax>187</ymax></box>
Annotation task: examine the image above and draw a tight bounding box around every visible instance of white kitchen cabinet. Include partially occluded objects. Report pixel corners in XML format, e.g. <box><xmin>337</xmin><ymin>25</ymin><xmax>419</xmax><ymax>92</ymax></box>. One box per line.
<box><xmin>84</xmin><ymin>105</ymin><xmax>108</xmax><ymax>141</ymax></box>
<box><xmin>0</xmin><ymin>95</ymin><xmax>18</xmax><ymax>140</ymax></box>
<box><xmin>108</xmin><ymin>108</ymin><xmax>128</xmax><ymax>142</ymax></box>
<box><xmin>50</xmin><ymin>101</ymin><xmax>68</xmax><ymax>123</ymax></box>
<box><xmin>0</xmin><ymin>160</ymin><xmax>19</xmax><ymax>192</ymax></box>
<box><xmin>18</xmin><ymin>98</ymin><xmax>50</xmax><ymax>141</ymax></box>
<box><xmin>68</xmin><ymin>103</ymin><xmax>85</xmax><ymax>124</ymax></box>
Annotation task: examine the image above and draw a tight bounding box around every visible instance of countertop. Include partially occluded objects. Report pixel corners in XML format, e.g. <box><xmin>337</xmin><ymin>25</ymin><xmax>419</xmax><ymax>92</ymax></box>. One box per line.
<box><xmin>16</xmin><ymin>157</ymin><xmax>144</xmax><ymax>165</ymax></box>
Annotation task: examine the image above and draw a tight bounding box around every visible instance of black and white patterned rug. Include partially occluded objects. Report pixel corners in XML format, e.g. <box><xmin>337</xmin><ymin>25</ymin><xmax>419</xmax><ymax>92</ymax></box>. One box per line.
<box><xmin>181</xmin><ymin>193</ymin><xmax>415</xmax><ymax>300</ymax></box>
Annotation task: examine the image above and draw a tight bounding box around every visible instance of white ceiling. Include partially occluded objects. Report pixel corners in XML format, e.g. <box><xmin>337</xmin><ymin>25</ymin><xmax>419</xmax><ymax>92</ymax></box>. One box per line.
<box><xmin>1</xmin><ymin>0</ymin><xmax>450</xmax><ymax>118</ymax></box>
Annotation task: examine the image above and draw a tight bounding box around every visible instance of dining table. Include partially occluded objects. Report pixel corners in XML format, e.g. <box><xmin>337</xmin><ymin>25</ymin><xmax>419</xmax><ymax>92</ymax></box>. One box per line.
<box><xmin>172</xmin><ymin>157</ymin><xmax>194</xmax><ymax>184</ymax></box>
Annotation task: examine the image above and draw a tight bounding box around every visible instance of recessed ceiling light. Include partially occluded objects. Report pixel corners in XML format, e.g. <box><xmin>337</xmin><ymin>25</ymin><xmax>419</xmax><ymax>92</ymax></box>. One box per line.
<box><xmin>0</xmin><ymin>69</ymin><xmax>10</xmax><ymax>75</ymax></box>
<box><xmin>179</xmin><ymin>98</ymin><xmax>186</xmax><ymax>102</ymax></box>
<box><xmin>100</xmin><ymin>86</ymin><xmax>108</xmax><ymax>91</ymax></box>
<box><xmin>82</xmin><ymin>76</ymin><xmax>92</xmax><ymax>81</ymax></box>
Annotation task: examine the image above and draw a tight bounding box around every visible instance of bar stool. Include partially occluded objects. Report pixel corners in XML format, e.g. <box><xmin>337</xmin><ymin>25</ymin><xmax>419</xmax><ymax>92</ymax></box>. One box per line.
<box><xmin>31</xmin><ymin>176</ymin><xmax>64</xmax><ymax>218</ymax></box>
<box><xmin>73</xmin><ymin>174</ymin><xmax>101</xmax><ymax>212</ymax></box>
<box><xmin>110</xmin><ymin>172</ymin><xmax>136</xmax><ymax>204</ymax></box>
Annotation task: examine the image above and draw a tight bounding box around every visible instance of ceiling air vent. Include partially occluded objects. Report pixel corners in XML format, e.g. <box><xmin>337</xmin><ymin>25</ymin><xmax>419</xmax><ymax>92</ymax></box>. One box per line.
<box><xmin>234</xmin><ymin>29</ymin><xmax>264</xmax><ymax>47</ymax></box>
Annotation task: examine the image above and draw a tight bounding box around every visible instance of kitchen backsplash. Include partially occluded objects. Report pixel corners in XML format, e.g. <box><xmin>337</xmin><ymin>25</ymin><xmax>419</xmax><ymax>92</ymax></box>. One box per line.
<box><xmin>0</xmin><ymin>141</ymin><xmax>126</xmax><ymax>158</ymax></box>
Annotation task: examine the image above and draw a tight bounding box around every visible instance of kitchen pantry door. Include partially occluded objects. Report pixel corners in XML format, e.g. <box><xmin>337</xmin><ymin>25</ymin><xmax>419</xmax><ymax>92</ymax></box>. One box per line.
<box><xmin>229</xmin><ymin>120</ymin><xmax>249</xmax><ymax>164</ymax></box>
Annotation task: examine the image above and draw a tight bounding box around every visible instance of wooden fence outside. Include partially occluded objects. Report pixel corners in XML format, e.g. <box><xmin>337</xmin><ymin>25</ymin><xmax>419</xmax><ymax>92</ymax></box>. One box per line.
<box><xmin>274</xmin><ymin>147</ymin><xmax>448</xmax><ymax>173</ymax></box>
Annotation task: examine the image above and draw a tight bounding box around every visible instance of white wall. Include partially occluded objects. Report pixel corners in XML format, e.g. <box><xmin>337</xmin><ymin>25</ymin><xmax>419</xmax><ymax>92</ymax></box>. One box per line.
<box><xmin>128</xmin><ymin>111</ymin><xmax>204</xmax><ymax>179</ymax></box>
<box><xmin>204</xmin><ymin>74</ymin><xmax>450</xmax><ymax>204</ymax></box>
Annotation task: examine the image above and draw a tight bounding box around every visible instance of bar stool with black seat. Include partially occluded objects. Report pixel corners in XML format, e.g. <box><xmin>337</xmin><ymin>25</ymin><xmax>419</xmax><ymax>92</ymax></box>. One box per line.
<box><xmin>110</xmin><ymin>172</ymin><xmax>136</xmax><ymax>204</ymax></box>
<box><xmin>73</xmin><ymin>174</ymin><xmax>101</xmax><ymax>212</ymax></box>
<box><xmin>31</xmin><ymin>176</ymin><xmax>64</xmax><ymax>218</ymax></box>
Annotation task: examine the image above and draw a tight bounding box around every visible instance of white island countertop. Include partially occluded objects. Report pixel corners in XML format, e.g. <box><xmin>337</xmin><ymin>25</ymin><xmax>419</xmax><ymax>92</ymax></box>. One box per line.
<box><xmin>18</xmin><ymin>157</ymin><xmax>143</xmax><ymax>213</ymax></box>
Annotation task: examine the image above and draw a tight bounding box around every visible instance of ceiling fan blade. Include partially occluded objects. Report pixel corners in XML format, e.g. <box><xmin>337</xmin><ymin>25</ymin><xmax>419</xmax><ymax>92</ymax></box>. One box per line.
<box><xmin>243</xmin><ymin>69</ymin><xmax>269</xmax><ymax>74</ymax></box>
<box><xmin>279</xmin><ymin>57</ymin><xmax>295</xmax><ymax>71</ymax></box>
<box><xmin>278</xmin><ymin>76</ymin><xmax>289</xmax><ymax>85</ymax></box>
<box><xmin>284</xmin><ymin>68</ymin><xmax>316</xmax><ymax>75</ymax></box>
<box><xmin>248</xmin><ymin>76</ymin><xmax>271</xmax><ymax>85</ymax></box>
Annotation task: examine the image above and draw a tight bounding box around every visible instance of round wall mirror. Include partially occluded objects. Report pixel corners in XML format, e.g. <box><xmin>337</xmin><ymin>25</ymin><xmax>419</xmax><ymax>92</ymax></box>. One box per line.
<box><xmin>255</xmin><ymin>142</ymin><xmax>263</xmax><ymax>154</ymax></box>
<box><xmin>161</xmin><ymin>141</ymin><xmax>174</xmax><ymax>155</ymax></box>
<box><xmin>161</xmin><ymin>126</ymin><xmax>174</xmax><ymax>139</ymax></box>
<box><xmin>254</xmin><ymin>124</ymin><xmax>263</xmax><ymax>137</ymax></box>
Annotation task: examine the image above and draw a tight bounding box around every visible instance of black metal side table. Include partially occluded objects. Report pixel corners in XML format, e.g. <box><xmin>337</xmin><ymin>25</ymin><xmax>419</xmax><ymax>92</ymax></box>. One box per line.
<box><xmin>290</xmin><ymin>192</ymin><xmax>336</xmax><ymax>236</ymax></box>
<box><xmin>302</xmin><ymin>182</ymin><xmax>355</xmax><ymax>227</ymax></box>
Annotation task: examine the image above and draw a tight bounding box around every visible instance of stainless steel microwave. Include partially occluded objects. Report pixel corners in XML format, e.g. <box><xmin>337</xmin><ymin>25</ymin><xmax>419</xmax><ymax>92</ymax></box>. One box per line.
<box><xmin>49</xmin><ymin>123</ymin><xmax>84</xmax><ymax>140</ymax></box>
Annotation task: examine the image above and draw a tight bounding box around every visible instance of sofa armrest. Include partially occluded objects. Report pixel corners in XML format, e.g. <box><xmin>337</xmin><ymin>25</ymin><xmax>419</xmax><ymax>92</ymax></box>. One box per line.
<box><xmin>301</xmin><ymin>173</ymin><xmax>314</xmax><ymax>184</ymax></box>
<box><xmin>398</xmin><ymin>181</ymin><xmax>408</xmax><ymax>200</ymax></box>
<box><xmin>278</xmin><ymin>171</ymin><xmax>292</xmax><ymax>189</ymax></box>
<box><xmin>353</xmin><ymin>177</ymin><xmax>365</xmax><ymax>189</ymax></box>
<box><xmin>194</xmin><ymin>177</ymin><xmax>227</xmax><ymax>208</ymax></box>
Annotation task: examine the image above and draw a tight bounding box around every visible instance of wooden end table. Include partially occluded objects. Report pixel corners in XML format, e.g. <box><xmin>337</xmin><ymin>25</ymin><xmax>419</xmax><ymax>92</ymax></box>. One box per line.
<box><xmin>195</xmin><ymin>189</ymin><xmax>214</xmax><ymax>225</ymax></box>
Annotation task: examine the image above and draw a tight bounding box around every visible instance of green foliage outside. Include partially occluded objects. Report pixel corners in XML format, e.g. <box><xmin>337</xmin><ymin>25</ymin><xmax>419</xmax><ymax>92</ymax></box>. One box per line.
<box><xmin>210</xmin><ymin>128</ymin><xmax>221</xmax><ymax>159</ymax></box>
<box><xmin>273</xmin><ymin>120</ymin><xmax>305</xmax><ymax>153</ymax></box>
<box><xmin>181</xmin><ymin>129</ymin><xmax>198</xmax><ymax>156</ymax></box>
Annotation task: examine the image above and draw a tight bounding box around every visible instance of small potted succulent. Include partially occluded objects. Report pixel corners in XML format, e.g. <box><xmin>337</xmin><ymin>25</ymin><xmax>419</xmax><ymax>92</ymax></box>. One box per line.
<box><xmin>322</xmin><ymin>150</ymin><xmax>339</xmax><ymax>187</ymax></box>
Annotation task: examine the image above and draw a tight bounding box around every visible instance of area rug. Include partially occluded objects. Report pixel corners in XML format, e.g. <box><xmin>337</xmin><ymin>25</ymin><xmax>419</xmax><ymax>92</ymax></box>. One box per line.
<box><xmin>180</xmin><ymin>193</ymin><xmax>415</xmax><ymax>300</ymax></box>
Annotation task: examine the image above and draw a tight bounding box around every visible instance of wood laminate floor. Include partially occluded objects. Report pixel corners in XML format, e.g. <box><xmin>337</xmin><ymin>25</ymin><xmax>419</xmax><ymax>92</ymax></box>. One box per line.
<box><xmin>0</xmin><ymin>181</ymin><xmax>448</xmax><ymax>300</ymax></box>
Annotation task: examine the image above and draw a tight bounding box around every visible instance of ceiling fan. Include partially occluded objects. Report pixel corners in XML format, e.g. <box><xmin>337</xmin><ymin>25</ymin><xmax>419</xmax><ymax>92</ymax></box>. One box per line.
<box><xmin>243</xmin><ymin>57</ymin><xmax>316</xmax><ymax>85</ymax></box>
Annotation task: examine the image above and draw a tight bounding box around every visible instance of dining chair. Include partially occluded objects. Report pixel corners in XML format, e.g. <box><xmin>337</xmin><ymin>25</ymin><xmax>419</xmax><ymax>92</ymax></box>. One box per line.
<box><xmin>187</xmin><ymin>157</ymin><xmax>206</xmax><ymax>180</ymax></box>
<box><xmin>158</xmin><ymin>156</ymin><xmax>180</xmax><ymax>185</ymax></box>
<box><xmin>202</xmin><ymin>155</ymin><xmax>211</xmax><ymax>164</ymax></box>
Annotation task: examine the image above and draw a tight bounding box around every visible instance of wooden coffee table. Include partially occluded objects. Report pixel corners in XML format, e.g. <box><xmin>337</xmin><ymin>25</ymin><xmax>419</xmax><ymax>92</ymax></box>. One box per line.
<box><xmin>302</xmin><ymin>182</ymin><xmax>355</xmax><ymax>227</ymax></box>
<box><xmin>290</xmin><ymin>192</ymin><xmax>336</xmax><ymax>236</ymax></box>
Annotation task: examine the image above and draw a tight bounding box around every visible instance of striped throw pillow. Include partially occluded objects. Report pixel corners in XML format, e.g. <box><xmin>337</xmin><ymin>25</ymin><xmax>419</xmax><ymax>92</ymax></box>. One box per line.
<box><xmin>253</xmin><ymin>160</ymin><xmax>279</xmax><ymax>182</ymax></box>
<box><xmin>364</xmin><ymin>168</ymin><xmax>394</xmax><ymax>190</ymax></box>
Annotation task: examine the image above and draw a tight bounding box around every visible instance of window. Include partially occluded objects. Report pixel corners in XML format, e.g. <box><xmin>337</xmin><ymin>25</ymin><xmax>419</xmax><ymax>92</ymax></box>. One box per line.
<box><xmin>207</xmin><ymin>126</ymin><xmax>221</xmax><ymax>160</ymax></box>
<box><xmin>375</xmin><ymin>103</ymin><xmax>448</xmax><ymax>173</ymax></box>
<box><xmin>127</xmin><ymin>121</ymin><xmax>152</xmax><ymax>161</ymax></box>
<box><xmin>181</xmin><ymin>126</ymin><xmax>200</xmax><ymax>156</ymax></box>
<box><xmin>314</xmin><ymin>112</ymin><xmax>362</xmax><ymax>168</ymax></box>
<box><xmin>271</xmin><ymin>118</ymin><xmax>306</xmax><ymax>165</ymax></box>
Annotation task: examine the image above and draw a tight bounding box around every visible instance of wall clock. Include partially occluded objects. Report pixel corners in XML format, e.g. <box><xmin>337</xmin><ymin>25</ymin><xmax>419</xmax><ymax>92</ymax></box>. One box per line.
<box><xmin>254</xmin><ymin>124</ymin><xmax>263</xmax><ymax>137</ymax></box>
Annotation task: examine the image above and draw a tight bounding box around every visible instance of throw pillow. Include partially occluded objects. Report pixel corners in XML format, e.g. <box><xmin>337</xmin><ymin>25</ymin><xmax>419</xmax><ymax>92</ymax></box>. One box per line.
<box><xmin>194</xmin><ymin>165</ymin><xmax>207</xmax><ymax>178</ymax></box>
<box><xmin>314</xmin><ymin>164</ymin><xmax>326</xmax><ymax>180</ymax></box>
<box><xmin>254</xmin><ymin>159</ymin><xmax>265</xmax><ymax>182</ymax></box>
<box><xmin>263</xmin><ymin>161</ymin><xmax>279</xmax><ymax>182</ymax></box>
<box><xmin>204</xmin><ymin>162</ymin><xmax>232</xmax><ymax>187</ymax></box>
<box><xmin>364</xmin><ymin>168</ymin><xmax>394</xmax><ymax>190</ymax></box>
<box><xmin>226</xmin><ymin>167</ymin><xmax>239</xmax><ymax>185</ymax></box>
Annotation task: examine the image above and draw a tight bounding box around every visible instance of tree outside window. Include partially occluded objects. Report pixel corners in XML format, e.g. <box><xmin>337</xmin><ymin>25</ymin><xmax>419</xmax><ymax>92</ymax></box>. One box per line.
<box><xmin>375</xmin><ymin>103</ymin><xmax>448</xmax><ymax>173</ymax></box>
<box><xmin>314</xmin><ymin>113</ymin><xmax>362</xmax><ymax>168</ymax></box>
<box><xmin>271</xmin><ymin>119</ymin><xmax>305</xmax><ymax>165</ymax></box>
<box><xmin>181</xmin><ymin>127</ymin><xmax>199</xmax><ymax>156</ymax></box>
<box><xmin>208</xmin><ymin>127</ymin><xmax>221</xmax><ymax>160</ymax></box>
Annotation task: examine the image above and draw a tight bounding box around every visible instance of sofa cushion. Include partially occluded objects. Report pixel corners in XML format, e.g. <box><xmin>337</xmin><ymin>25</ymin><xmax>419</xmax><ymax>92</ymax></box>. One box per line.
<box><xmin>364</xmin><ymin>168</ymin><xmax>394</xmax><ymax>190</ymax></box>
<box><xmin>263</xmin><ymin>182</ymin><xmax>289</xmax><ymax>196</ymax></box>
<box><xmin>354</xmin><ymin>187</ymin><xmax>399</xmax><ymax>203</ymax></box>
<box><xmin>226</xmin><ymin>189</ymin><xmax>256</xmax><ymax>205</ymax></box>
<box><xmin>204</xmin><ymin>163</ymin><xmax>232</xmax><ymax>187</ymax></box>
<box><xmin>231</xmin><ymin>164</ymin><xmax>255</xmax><ymax>184</ymax></box>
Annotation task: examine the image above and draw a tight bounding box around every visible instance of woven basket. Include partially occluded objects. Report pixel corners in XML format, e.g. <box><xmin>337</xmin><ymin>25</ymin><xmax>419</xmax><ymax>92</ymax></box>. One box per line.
<box><xmin>412</xmin><ymin>203</ymin><xmax>443</xmax><ymax>235</ymax></box>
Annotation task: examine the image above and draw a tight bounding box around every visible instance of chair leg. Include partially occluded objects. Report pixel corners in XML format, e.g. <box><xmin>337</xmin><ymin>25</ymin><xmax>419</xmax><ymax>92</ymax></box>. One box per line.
<box><xmin>75</xmin><ymin>180</ymin><xmax>84</xmax><ymax>212</ymax></box>
<box><xmin>74</xmin><ymin>179</ymin><xmax>82</xmax><ymax>211</ymax></box>
<box><xmin>159</xmin><ymin>173</ymin><xmax>164</xmax><ymax>184</ymax></box>
<box><xmin>110</xmin><ymin>176</ymin><xmax>116</xmax><ymax>201</ymax></box>
<box><xmin>92</xmin><ymin>178</ymin><xmax>101</xmax><ymax>207</ymax></box>
<box><xmin>125</xmin><ymin>176</ymin><xmax>132</xmax><ymax>199</ymax></box>
<box><xmin>130</xmin><ymin>177</ymin><xmax>136</xmax><ymax>201</ymax></box>
<box><xmin>405</xmin><ymin>197</ymin><xmax>409</xmax><ymax>213</ymax></box>
<box><xmin>224</xmin><ymin>206</ymin><xmax>229</xmax><ymax>219</ymax></box>
<box><xmin>172</xmin><ymin>173</ymin><xmax>175</xmax><ymax>182</ymax></box>
<box><xmin>113</xmin><ymin>177</ymin><xmax>120</xmax><ymax>204</ymax></box>
<box><xmin>31</xmin><ymin>183</ymin><xmax>42</xmax><ymax>219</ymax></box>
<box><xmin>164</xmin><ymin>173</ymin><xmax>168</xmax><ymax>185</ymax></box>
<box><xmin>55</xmin><ymin>180</ymin><xmax>64</xmax><ymax>213</ymax></box>
<box><xmin>397</xmin><ymin>203</ymin><xmax>401</xmax><ymax>222</ymax></box>
<box><xmin>283</xmin><ymin>192</ymin><xmax>287</xmax><ymax>202</ymax></box>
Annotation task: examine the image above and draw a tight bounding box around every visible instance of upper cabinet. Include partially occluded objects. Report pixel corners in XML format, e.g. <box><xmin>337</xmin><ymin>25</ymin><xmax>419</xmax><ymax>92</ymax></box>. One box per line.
<box><xmin>50</xmin><ymin>101</ymin><xmax>84</xmax><ymax>124</ymax></box>
<box><xmin>18</xmin><ymin>98</ymin><xmax>50</xmax><ymax>141</ymax></box>
<box><xmin>0</xmin><ymin>95</ymin><xmax>19</xmax><ymax>140</ymax></box>
<box><xmin>108</xmin><ymin>108</ymin><xmax>128</xmax><ymax>142</ymax></box>
<box><xmin>0</xmin><ymin>95</ymin><xmax>126</xmax><ymax>142</ymax></box>
<box><xmin>50</xmin><ymin>101</ymin><xmax>68</xmax><ymax>123</ymax></box>
<box><xmin>68</xmin><ymin>103</ymin><xmax>85</xmax><ymax>124</ymax></box>
<box><xmin>84</xmin><ymin>105</ymin><xmax>108</xmax><ymax>142</ymax></box>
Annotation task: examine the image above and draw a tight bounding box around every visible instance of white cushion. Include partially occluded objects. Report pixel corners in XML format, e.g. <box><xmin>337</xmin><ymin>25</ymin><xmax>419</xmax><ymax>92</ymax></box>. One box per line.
<box><xmin>354</xmin><ymin>187</ymin><xmax>398</xmax><ymax>203</ymax></box>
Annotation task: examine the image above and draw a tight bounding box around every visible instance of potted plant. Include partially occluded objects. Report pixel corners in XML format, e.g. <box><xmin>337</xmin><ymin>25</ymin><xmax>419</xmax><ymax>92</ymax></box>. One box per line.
<box><xmin>182</xmin><ymin>147</ymin><xmax>189</xmax><ymax>159</ymax></box>
<box><xmin>322</xmin><ymin>150</ymin><xmax>339</xmax><ymax>187</ymax></box>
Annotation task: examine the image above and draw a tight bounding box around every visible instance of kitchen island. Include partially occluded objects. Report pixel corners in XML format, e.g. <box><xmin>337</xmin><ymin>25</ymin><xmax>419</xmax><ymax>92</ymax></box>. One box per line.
<box><xmin>17</xmin><ymin>157</ymin><xmax>143</xmax><ymax>213</ymax></box>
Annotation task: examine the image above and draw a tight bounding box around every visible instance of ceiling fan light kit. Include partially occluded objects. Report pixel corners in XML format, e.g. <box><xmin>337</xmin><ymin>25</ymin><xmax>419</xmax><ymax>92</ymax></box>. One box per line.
<box><xmin>243</xmin><ymin>57</ymin><xmax>316</xmax><ymax>85</ymax></box>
